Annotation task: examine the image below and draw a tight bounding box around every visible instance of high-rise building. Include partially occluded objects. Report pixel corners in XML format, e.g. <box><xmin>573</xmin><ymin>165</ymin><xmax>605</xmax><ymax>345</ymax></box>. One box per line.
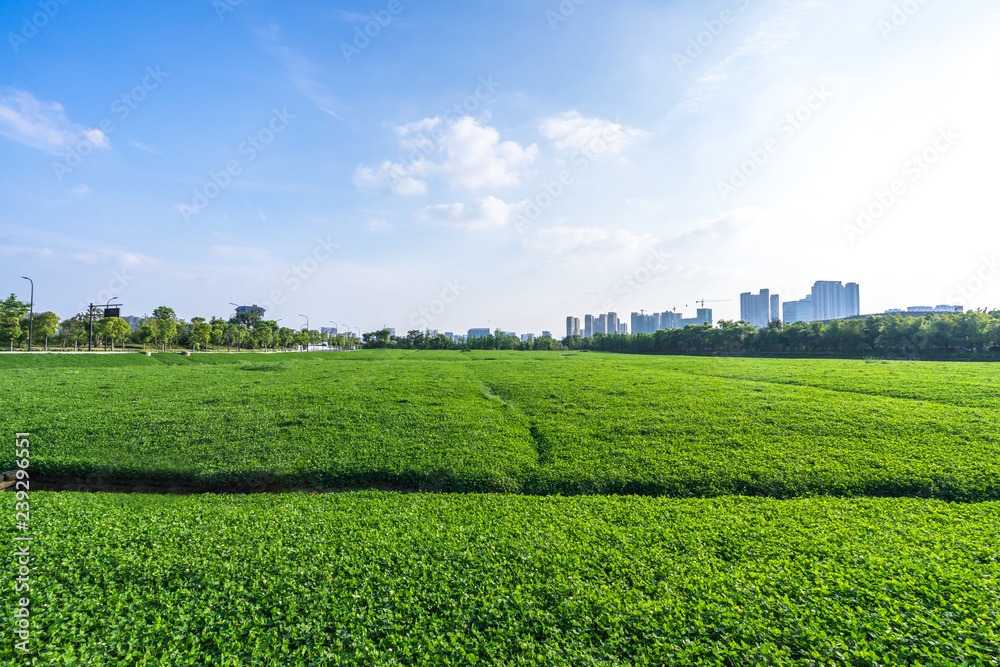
<box><xmin>566</xmin><ymin>316</ymin><xmax>581</xmax><ymax>337</ymax></box>
<box><xmin>769</xmin><ymin>294</ymin><xmax>780</xmax><ymax>325</ymax></box>
<box><xmin>783</xmin><ymin>296</ymin><xmax>813</xmax><ymax>323</ymax></box>
<box><xmin>584</xmin><ymin>314</ymin><xmax>595</xmax><ymax>338</ymax></box>
<box><xmin>630</xmin><ymin>312</ymin><xmax>658</xmax><ymax>335</ymax></box>
<box><xmin>679</xmin><ymin>309</ymin><xmax>713</xmax><ymax>327</ymax></box>
<box><xmin>541</xmin><ymin>330</ymin><xmax>552</xmax><ymax>338</ymax></box>
<box><xmin>740</xmin><ymin>290</ymin><xmax>772</xmax><ymax>328</ymax></box>
<box><xmin>845</xmin><ymin>282</ymin><xmax>860</xmax><ymax>317</ymax></box>
<box><xmin>467</xmin><ymin>328</ymin><xmax>491</xmax><ymax>339</ymax></box>
<box><xmin>607</xmin><ymin>312</ymin><xmax>619</xmax><ymax>335</ymax></box>
<box><xmin>811</xmin><ymin>281</ymin><xmax>846</xmax><ymax>321</ymax></box>
<box><xmin>660</xmin><ymin>311</ymin><xmax>678</xmax><ymax>329</ymax></box>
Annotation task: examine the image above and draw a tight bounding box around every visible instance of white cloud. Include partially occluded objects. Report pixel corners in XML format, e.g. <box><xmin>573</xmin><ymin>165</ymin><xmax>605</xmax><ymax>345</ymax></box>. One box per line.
<box><xmin>525</xmin><ymin>225</ymin><xmax>656</xmax><ymax>259</ymax></box>
<box><xmin>71</xmin><ymin>184</ymin><xmax>92</xmax><ymax>197</ymax></box>
<box><xmin>539</xmin><ymin>111</ymin><xmax>648</xmax><ymax>156</ymax></box>
<box><xmin>209</xmin><ymin>245</ymin><xmax>269</xmax><ymax>261</ymax></box>
<box><xmin>129</xmin><ymin>140</ymin><xmax>164</xmax><ymax>156</ymax></box>
<box><xmin>0</xmin><ymin>88</ymin><xmax>110</xmax><ymax>155</ymax></box>
<box><xmin>355</xmin><ymin>116</ymin><xmax>538</xmax><ymax>194</ymax></box>
<box><xmin>437</xmin><ymin>117</ymin><xmax>538</xmax><ymax>189</ymax></box>
<box><xmin>253</xmin><ymin>24</ymin><xmax>339</xmax><ymax>118</ymax></box>
<box><xmin>672</xmin><ymin>0</ymin><xmax>824</xmax><ymax>115</ymax></box>
<box><xmin>418</xmin><ymin>195</ymin><xmax>520</xmax><ymax>230</ymax></box>
<box><xmin>364</xmin><ymin>218</ymin><xmax>394</xmax><ymax>233</ymax></box>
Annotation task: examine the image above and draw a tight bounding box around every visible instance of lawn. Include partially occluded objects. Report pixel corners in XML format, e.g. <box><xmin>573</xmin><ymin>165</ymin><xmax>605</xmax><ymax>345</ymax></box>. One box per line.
<box><xmin>1</xmin><ymin>350</ymin><xmax>998</xmax><ymax>499</ymax></box>
<box><xmin>3</xmin><ymin>492</ymin><xmax>997</xmax><ymax>665</ymax></box>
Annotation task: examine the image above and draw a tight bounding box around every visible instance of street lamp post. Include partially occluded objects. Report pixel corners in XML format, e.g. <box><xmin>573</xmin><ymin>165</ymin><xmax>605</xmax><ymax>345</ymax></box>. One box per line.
<box><xmin>103</xmin><ymin>297</ymin><xmax>117</xmax><ymax>351</ymax></box>
<box><xmin>20</xmin><ymin>277</ymin><xmax>33</xmax><ymax>352</ymax></box>
<box><xmin>299</xmin><ymin>314</ymin><xmax>309</xmax><ymax>351</ymax></box>
<box><xmin>330</xmin><ymin>321</ymin><xmax>338</xmax><ymax>350</ymax></box>
<box><xmin>228</xmin><ymin>303</ymin><xmax>240</xmax><ymax>351</ymax></box>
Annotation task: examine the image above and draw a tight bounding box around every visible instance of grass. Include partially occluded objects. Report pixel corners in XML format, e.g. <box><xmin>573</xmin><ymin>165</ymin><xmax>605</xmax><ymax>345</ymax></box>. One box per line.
<box><xmin>4</xmin><ymin>492</ymin><xmax>997</xmax><ymax>665</ymax></box>
<box><xmin>1</xmin><ymin>350</ymin><xmax>998</xmax><ymax>499</ymax></box>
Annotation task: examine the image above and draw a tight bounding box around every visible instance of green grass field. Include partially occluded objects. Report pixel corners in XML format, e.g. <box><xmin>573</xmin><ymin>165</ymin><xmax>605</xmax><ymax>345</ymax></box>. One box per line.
<box><xmin>3</xmin><ymin>350</ymin><xmax>1000</xmax><ymax>664</ymax></box>
<box><xmin>3</xmin><ymin>492</ymin><xmax>998</xmax><ymax>665</ymax></box>
<box><xmin>1</xmin><ymin>350</ymin><xmax>998</xmax><ymax>499</ymax></box>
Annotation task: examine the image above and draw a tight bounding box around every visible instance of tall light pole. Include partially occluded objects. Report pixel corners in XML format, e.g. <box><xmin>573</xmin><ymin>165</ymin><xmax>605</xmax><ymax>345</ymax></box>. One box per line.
<box><xmin>228</xmin><ymin>303</ymin><xmax>240</xmax><ymax>350</ymax></box>
<box><xmin>103</xmin><ymin>297</ymin><xmax>117</xmax><ymax>351</ymax></box>
<box><xmin>299</xmin><ymin>314</ymin><xmax>309</xmax><ymax>351</ymax></box>
<box><xmin>20</xmin><ymin>277</ymin><xmax>33</xmax><ymax>352</ymax></box>
<box><xmin>330</xmin><ymin>321</ymin><xmax>338</xmax><ymax>350</ymax></box>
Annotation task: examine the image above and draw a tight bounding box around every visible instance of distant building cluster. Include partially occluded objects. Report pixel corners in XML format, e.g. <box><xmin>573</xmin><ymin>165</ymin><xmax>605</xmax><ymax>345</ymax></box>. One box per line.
<box><xmin>562</xmin><ymin>309</ymin><xmax>714</xmax><ymax>338</ymax></box>
<box><xmin>630</xmin><ymin>309</ymin><xmax>713</xmax><ymax>334</ymax></box>
<box><xmin>739</xmin><ymin>290</ymin><xmax>781</xmax><ymax>328</ymax></box>
<box><xmin>753</xmin><ymin>281</ymin><xmax>862</xmax><ymax>324</ymax></box>
<box><xmin>197</xmin><ymin>281</ymin><xmax>966</xmax><ymax>347</ymax></box>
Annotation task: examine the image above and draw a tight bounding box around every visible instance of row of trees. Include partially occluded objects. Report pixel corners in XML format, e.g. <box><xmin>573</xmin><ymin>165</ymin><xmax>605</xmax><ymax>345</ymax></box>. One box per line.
<box><xmin>5</xmin><ymin>293</ymin><xmax>997</xmax><ymax>358</ymax></box>
<box><xmin>560</xmin><ymin>311</ymin><xmax>1000</xmax><ymax>358</ymax></box>
<box><xmin>0</xmin><ymin>297</ymin><xmax>361</xmax><ymax>352</ymax></box>
<box><xmin>358</xmin><ymin>313</ymin><xmax>1000</xmax><ymax>359</ymax></box>
<box><xmin>361</xmin><ymin>329</ymin><xmax>564</xmax><ymax>351</ymax></box>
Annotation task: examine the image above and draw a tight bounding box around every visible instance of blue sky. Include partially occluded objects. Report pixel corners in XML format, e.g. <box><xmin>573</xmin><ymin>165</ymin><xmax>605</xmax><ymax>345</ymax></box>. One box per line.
<box><xmin>2</xmin><ymin>0</ymin><xmax>999</xmax><ymax>334</ymax></box>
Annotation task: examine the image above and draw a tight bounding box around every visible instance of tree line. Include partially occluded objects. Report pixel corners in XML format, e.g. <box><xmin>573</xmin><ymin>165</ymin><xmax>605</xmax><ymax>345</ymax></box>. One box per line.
<box><xmin>560</xmin><ymin>311</ymin><xmax>1000</xmax><ymax>358</ymax></box>
<box><xmin>4</xmin><ymin>293</ymin><xmax>998</xmax><ymax>359</ymax></box>
<box><xmin>361</xmin><ymin>329</ymin><xmax>563</xmax><ymax>351</ymax></box>
<box><xmin>0</xmin><ymin>297</ymin><xmax>356</xmax><ymax>351</ymax></box>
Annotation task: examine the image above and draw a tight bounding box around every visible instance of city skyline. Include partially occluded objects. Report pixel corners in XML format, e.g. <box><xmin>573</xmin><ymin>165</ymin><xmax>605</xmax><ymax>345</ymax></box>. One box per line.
<box><xmin>2</xmin><ymin>1</ymin><xmax>999</xmax><ymax>333</ymax></box>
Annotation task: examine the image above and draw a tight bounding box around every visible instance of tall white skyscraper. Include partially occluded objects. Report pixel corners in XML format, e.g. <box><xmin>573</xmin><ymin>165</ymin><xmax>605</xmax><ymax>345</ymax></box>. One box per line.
<box><xmin>845</xmin><ymin>282</ymin><xmax>861</xmax><ymax>317</ymax></box>
<box><xmin>811</xmin><ymin>281</ymin><xmax>846</xmax><ymax>321</ymax></box>
<box><xmin>566</xmin><ymin>316</ymin><xmax>581</xmax><ymax>337</ymax></box>
<box><xmin>740</xmin><ymin>289</ymin><xmax>772</xmax><ymax>328</ymax></box>
<box><xmin>783</xmin><ymin>282</ymin><xmax>859</xmax><ymax>322</ymax></box>
<box><xmin>607</xmin><ymin>312</ymin><xmax>619</xmax><ymax>335</ymax></box>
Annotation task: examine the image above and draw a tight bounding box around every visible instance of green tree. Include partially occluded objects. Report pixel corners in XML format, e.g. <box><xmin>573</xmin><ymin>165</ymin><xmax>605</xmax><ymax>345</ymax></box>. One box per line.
<box><xmin>151</xmin><ymin>307</ymin><xmax>178</xmax><ymax>350</ymax></box>
<box><xmin>190</xmin><ymin>320</ymin><xmax>212</xmax><ymax>350</ymax></box>
<box><xmin>135</xmin><ymin>323</ymin><xmax>155</xmax><ymax>350</ymax></box>
<box><xmin>103</xmin><ymin>318</ymin><xmax>132</xmax><ymax>351</ymax></box>
<box><xmin>0</xmin><ymin>293</ymin><xmax>29</xmax><ymax>350</ymax></box>
<box><xmin>31</xmin><ymin>311</ymin><xmax>59</xmax><ymax>350</ymax></box>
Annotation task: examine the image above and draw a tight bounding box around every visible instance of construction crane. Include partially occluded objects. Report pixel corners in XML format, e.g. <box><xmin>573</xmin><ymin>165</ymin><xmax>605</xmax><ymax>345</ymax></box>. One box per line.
<box><xmin>692</xmin><ymin>299</ymin><xmax>732</xmax><ymax>308</ymax></box>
